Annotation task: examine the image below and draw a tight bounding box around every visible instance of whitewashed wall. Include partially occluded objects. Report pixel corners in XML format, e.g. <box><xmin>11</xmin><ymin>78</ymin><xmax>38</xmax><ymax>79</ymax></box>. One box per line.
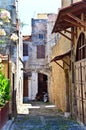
<box><xmin>28</xmin><ymin>72</ymin><xmax>38</xmax><ymax>100</ymax></box>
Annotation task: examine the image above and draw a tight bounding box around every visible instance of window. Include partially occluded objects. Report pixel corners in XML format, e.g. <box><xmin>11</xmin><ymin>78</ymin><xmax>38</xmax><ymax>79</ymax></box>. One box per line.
<box><xmin>23</xmin><ymin>44</ymin><xmax>28</xmax><ymax>56</ymax></box>
<box><xmin>39</xmin><ymin>34</ymin><xmax>44</xmax><ymax>39</ymax></box>
<box><xmin>76</xmin><ymin>33</ymin><xmax>86</xmax><ymax>61</ymax></box>
<box><xmin>37</xmin><ymin>45</ymin><xmax>45</xmax><ymax>58</ymax></box>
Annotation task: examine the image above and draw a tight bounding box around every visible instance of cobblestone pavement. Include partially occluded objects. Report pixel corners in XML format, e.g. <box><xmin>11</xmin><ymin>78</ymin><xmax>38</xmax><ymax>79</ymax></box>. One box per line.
<box><xmin>10</xmin><ymin>101</ymin><xmax>86</xmax><ymax>130</ymax></box>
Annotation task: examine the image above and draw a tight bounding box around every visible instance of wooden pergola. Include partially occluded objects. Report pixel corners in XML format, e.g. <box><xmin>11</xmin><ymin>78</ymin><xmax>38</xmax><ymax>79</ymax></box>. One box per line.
<box><xmin>52</xmin><ymin>0</ymin><xmax>86</xmax><ymax>41</ymax></box>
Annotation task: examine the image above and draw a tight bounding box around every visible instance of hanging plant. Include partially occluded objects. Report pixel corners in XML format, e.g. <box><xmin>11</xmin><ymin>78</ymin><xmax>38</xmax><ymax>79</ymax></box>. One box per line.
<box><xmin>0</xmin><ymin>29</ymin><xmax>6</xmax><ymax>36</ymax></box>
<box><xmin>0</xmin><ymin>8</ymin><xmax>18</xmax><ymax>44</ymax></box>
<box><xmin>0</xmin><ymin>9</ymin><xmax>10</xmax><ymax>44</ymax></box>
<box><xmin>10</xmin><ymin>33</ymin><xmax>18</xmax><ymax>41</ymax></box>
<box><xmin>0</xmin><ymin>9</ymin><xmax>11</xmax><ymax>23</ymax></box>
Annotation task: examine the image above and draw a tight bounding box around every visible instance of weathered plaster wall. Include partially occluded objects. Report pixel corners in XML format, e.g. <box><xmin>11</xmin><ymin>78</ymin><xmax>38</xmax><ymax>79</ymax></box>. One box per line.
<box><xmin>49</xmin><ymin>0</ymin><xmax>83</xmax><ymax>112</ymax></box>
<box><xmin>50</xmin><ymin>35</ymin><xmax>71</xmax><ymax>112</ymax></box>
<box><xmin>29</xmin><ymin>72</ymin><xmax>38</xmax><ymax>100</ymax></box>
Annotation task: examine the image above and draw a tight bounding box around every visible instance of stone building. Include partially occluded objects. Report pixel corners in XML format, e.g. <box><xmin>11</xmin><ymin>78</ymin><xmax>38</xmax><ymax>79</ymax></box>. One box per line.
<box><xmin>22</xmin><ymin>14</ymin><xmax>57</xmax><ymax>102</ymax></box>
<box><xmin>0</xmin><ymin>0</ymin><xmax>21</xmax><ymax>117</ymax></box>
<box><xmin>50</xmin><ymin>0</ymin><xmax>86</xmax><ymax>124</ymax></box>
<box><xmin>22</xmin><ymin>35</ymin><xmax>32</xmax><ymax>102</ymax></box>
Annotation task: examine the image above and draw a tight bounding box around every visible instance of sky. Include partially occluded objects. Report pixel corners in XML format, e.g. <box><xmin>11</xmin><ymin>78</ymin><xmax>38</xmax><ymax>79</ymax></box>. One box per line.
<box><xmin>18</xmin><ymin>0</ymin><xmax>61</xmax><ymax>35</ymax></box>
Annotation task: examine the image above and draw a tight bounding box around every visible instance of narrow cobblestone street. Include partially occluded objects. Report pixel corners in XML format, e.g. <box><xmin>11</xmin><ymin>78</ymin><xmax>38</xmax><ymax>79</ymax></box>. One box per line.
<box><xmin>9</xmin><ymin>101</ymin><xmax>86</xmax><ymax>130</ymax></box>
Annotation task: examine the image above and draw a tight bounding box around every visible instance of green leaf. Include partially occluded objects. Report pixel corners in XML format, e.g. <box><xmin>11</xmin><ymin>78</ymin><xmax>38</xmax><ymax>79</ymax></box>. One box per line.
<box><xmin>0</xmin><ymin>70</ymin><xmax>10</xmax><ymax>107</ymax></box>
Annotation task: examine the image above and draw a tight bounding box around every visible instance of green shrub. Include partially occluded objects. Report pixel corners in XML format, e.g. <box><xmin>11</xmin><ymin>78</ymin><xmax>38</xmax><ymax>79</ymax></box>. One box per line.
<box><xmin>0</xmin><ymin>71</ymin><xmax>10</xmax><ymax>107</ymax></box>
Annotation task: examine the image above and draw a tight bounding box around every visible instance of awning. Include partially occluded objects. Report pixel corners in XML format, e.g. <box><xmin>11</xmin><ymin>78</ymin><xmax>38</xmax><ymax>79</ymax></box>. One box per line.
<box><xmin>51</xmin><ymin>50</ymin><xmax>71</xmax><ymax>69</ymax></box>
<box><xmin>51</xmin><ymin>49</ymin><xmax>71</xmax><ymax>62</ymax></box>
<box><xmin>52</xmin><ymin>0</ymin><xmax>86</xmax><ymax>34</ymax></box>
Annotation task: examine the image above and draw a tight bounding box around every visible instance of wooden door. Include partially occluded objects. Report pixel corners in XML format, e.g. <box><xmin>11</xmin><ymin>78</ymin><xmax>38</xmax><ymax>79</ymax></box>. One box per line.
<box><xmin>75</xmin><ymin>60</ymin><xmax>86</xmax><ymax>124</ymax></box>
<box><xmin>75</xmin><ymin>32</ymin><xmax>86</xmax><ymax>124</ymax></box>
<box><xmin>23</xmin><ymin>76</ymin><xmax>28</xmax><ymax>97</ymax></box>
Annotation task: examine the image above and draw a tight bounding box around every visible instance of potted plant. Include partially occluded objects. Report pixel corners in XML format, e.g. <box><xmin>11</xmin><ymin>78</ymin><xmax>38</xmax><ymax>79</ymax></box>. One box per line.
<box><xmin>0</xmin><ymin>60</ymin><xmax>10</xmax><ymax>129</ymax></box>
<box><xmin>0</xmin><ymin>71</ymin><xmax>10</xmax><ymax>107</ymax></box>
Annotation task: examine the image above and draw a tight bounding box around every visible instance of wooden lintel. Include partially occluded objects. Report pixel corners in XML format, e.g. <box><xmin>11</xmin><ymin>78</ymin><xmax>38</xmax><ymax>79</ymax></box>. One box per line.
<box><xmin>64</xmin><ymin>29</ymin><xmax>76</xmax><ymax>36</ymax></box>
<box><xmin>67</xmin><ymin>13</ymin><xmax>86</xmax><ymax>28</ymax></box>
<box><xmin>59</xmin><ymin>31</ymin><xmax>72</xmax><ymax>41</ymax></box>
<box><xmin>62</xmin><ymin>59</ymin><xmax>70</xmax><ymax>67</ymax></box>
<box><xmin>55</xmin><ymin>61</ymin><xmax>64</xmax><ymax>70</ymax></box>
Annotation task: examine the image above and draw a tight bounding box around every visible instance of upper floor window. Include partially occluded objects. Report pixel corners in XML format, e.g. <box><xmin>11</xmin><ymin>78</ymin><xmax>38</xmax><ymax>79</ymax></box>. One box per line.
<box><xmin>76</xmin><ymin>33</ymin><xmax>86</xmax><ymax>61</ymax></box>
<box><xmin>39</xmin><ymin>34</ymin><xmax>44</xmax><ymax>39</ymax></box>
<box><xmin>23</xmin><ymin>44</ymin><xmax>28</xmax><ymax>56</ymax></box>
<box><xmin>37</xmin><ymin>45</ymin><xmax>45</xmax><ymax>58</ymax></box>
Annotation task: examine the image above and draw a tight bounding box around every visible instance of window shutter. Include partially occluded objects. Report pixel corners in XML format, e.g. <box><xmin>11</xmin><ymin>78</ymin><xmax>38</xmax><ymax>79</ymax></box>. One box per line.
<box><xmin>23</xmin><ymin>44</ymin><xmax>28</xmax><ymax>56</ymax></box>
<box><xmin>37</xmin><ymin>45</ymin><xmax>45</xmax><ymax>58</ymax></box>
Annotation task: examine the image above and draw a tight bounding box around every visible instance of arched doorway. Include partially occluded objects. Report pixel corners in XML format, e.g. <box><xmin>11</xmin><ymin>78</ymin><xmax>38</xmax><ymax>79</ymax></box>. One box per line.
<box><xmin>75</xmin><ymin>32</ymin><xmax>86</xmax><ymax>124</ymax></box>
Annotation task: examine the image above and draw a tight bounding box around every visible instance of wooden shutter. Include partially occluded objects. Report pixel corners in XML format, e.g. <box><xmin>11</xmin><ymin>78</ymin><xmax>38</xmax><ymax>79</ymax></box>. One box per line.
<box><xmin>23</xmin><ymin>44</ymin><xmax>28</xmax><ymax>56</ymax></box>
<box><xmin>37</xmin><ymin>45</ymin><xmax>45</xmax><ymax>58</ymax></box>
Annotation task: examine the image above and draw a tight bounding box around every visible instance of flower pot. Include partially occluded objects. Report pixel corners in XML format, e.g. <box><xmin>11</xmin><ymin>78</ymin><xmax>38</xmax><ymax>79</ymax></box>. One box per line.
<box><xmin>0</xmin><ymin>102</ymin><xmax>9</xmax><ymax>129</ymax></box>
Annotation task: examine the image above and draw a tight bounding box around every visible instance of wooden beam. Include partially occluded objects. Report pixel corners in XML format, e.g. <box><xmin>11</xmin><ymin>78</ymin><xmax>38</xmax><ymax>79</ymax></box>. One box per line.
<box><xmin>62</xmin><ymin>59</ymin><xmax>70</xmax><ymax>67</ymax></box>
<box><xmin>64</xmin><ymin>29</ymin><xmax>77</xmax><ymax>36</ymax></box>
<box><xmin>67</xmin><ymin>13</ymin><xmax>86</xmax><ymax>28</ymax></box>
<box><xmin>55</xmin><ymin>61</ymin><xmax>64</xmax><ymax>70</ymax></box>
<box><xmin>64</xmin><ymin>18</ymin><xmax>83</xmax><ymax>28</ymax></box>
<box><xmin>59</xmin><ymin>31</ymin><xmax>72</xmax><ymax>41</ymax></box>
